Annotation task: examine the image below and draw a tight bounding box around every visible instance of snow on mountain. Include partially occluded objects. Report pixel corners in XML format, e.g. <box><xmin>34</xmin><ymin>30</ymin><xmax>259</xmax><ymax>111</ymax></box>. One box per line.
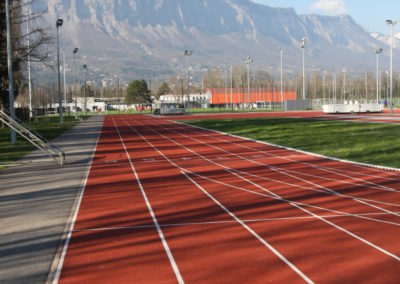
<box><xmin>33</xmin><ymin>0</ymin><xmax>396</xmax><ymax>81</ymax></box>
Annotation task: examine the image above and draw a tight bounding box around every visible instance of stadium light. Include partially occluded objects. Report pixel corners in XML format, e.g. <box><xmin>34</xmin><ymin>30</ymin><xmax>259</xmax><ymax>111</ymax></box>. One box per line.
<box><xmin>374</xmin><ymin>48</ymin><xmax>383</xmax><ymax>103</ymax></box>
<box><xmin>386</xmin><ymin>19</ymin><xmax>397</xmax><ymax>114</ymax></box>
<box><xmin>244</xmin><ymin>56</ymin><xmax>253</xmax><ymax>109</ymax></box>
<box><xmin>56</xmin><ymin>18</ymin><xmax>64</xmax><ymax>124</ymax></box>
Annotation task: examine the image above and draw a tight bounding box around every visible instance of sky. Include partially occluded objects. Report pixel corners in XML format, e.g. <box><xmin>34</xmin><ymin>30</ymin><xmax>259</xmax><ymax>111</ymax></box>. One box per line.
<box><xmin>253</xmin><ymin>0</ymin><xmax>399</xmax><ymax>35</ymax></box>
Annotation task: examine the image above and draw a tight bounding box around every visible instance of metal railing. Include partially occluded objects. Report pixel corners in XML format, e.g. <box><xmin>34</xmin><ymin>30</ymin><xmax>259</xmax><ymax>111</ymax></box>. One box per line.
<box><xmin>0</xmin><ymin>110</ymin><xmax>65</xmax><ymax>166</ymax></box>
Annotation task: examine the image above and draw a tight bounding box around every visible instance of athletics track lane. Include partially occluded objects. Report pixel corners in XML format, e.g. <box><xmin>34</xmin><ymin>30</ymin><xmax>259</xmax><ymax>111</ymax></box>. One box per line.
<box><xmin>123</xmin><ymin>114</ymin><xmax>400</xmax><ymax>283</ymax></box>
<box><xmin>56</xmin><ymin>114</ymin><xmax>400</xmax><ymax>283</ymax></box>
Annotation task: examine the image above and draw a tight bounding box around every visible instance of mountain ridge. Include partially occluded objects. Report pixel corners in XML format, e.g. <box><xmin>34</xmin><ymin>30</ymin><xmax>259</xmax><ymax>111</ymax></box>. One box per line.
<box><xmin>33</xmin><ymin>0</ymin><xmax>397</xmax><ymax>82</ymax></box>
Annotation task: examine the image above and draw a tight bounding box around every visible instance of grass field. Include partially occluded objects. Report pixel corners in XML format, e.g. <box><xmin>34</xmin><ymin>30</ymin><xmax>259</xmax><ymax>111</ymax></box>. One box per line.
<box><xmin>186</xmin><ymin>117</ymin><xmax>400</xmax><ymax>169</ymax></box>
<box><xmin>0</xmin><ymin>116</ymin><xmax>87</xmax><ymax>169</ymax></box>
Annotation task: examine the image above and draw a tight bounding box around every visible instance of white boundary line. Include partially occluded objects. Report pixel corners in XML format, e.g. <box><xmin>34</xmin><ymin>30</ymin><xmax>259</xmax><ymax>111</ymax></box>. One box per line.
<box><xmin>176</xmin><ymin>120</ymin><xmax>400</xmax><ymax>175</ymax></box>
<box><xmin>128</xmin><ymin>117</ymin><xmax>400</xmax><ymax>262</ymax></box>
<box><xmin>182</xmin><ymin>171</ymin><xmax>314</xmax><ymax>284</ymax></box>
<box><xmin>156</xmin><ymin>121</ymin><xmax>400</xmax><ymax>213</ymax></box>
<box><xmin>51</xmin><ymin>118</ymin><xmax>103</xmax><ymax>284</ymax></box>
<box><xmin>112</xmin><ymin>117</ymin><xmax>184</xmax><ymax>284</ymax></box>
<box><xmin>171</xmin><ymin>122</ymin><xmax>399</xmax><ymax>187</ymax></box>
<box><xmin>119</xmin><ymin>117</ymin><xmax>313</xmax><ymax>283</ymax></box>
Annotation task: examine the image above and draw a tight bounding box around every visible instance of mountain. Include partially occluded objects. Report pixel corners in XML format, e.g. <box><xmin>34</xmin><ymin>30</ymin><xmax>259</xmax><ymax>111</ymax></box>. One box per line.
<box><xmin>33</xmin><ymin>0</ymin><xmax>397</xmax><ymax>83</ymax></box>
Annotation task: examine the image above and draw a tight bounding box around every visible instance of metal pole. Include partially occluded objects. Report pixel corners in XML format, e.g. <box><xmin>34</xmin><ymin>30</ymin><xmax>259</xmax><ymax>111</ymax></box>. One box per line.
<box><xmin>390</xmin><ymin>24</ymin><xmax>394</xmax><ymax>114</ymax></box>
<box><xmin>26</xmin><ymin>2</ymin><xmax>32</xmax><ymax>119</ymax></box>
<box><xmin>63</xmin><ymin>54</ymin><xmax>67</xmax><ymax>112</ymax></box>
<box><xmin>83</xmin><ymin>65</ymin><xmax>86</xmax><ymax>114</ymax></box>
<box><xmin>6</xmin><ymin>0</ymin><xmax>16</xmax><ymax>144</ymax></box>
<box><xmin>302</xmin><ymin>45</ymin><xmax>305</xmax><ymax>100</ymax></box>
<box><xmin>377</xmin><ymin>52</ymin><xmax>379</xmax><ymax>103</ymax></box>
<box><xmin>73</xmin><ymin>51</ymin><xmax>78</xmax><ymax>119</ymax></box>
<box><xmin>224</xmin><ymin>68</ymin><xmax>227</xmax><ymax>109</ymax></box>
<box><xmin>280</xmin><ymin>46</ymin><xmax>284</xmax><ymax>108</ymax></box>
<box><xmin>56</xmin><ymin>24</ymin><xmax>63</xmax><ymax>124</ymax></box>
<box><xmin>230</xmin><ymin>65</ymin><xmax>233</xmax><ymax>110</ymax></box>
<box><xmin>118</xmin><ymin>78</ymin><xmax>120</xmax><ymax>114</ymax></box>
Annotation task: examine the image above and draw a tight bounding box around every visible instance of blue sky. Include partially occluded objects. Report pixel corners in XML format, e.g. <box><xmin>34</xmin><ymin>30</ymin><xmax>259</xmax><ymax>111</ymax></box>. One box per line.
<box><xmin>253</xmin><ymin>0</ymin><xmax>399</xmax><ymax>34</ymax></box>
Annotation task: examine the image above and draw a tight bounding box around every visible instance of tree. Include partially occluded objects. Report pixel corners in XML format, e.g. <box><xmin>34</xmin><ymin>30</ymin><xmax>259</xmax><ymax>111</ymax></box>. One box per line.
<box><xmin>156</xmin><ymin>82</ymin><xmax>171</xmax><ymax>98</ymax></box>
<box><xmin>0</xmin><ymin>0</ymin><xmax>53</xmax><ymax>112</ymax></box>
<box><xmin>125</xmin><ymin>80</ymin><xmax>151</xmax><ymax>105</ymax></box>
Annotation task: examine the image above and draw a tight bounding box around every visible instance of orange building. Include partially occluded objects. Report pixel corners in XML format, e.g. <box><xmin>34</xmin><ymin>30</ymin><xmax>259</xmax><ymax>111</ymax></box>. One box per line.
<box><xmin>209</xmin><ymin>88</ymin><xmax>296</xmax><ymax>105</ymax></box>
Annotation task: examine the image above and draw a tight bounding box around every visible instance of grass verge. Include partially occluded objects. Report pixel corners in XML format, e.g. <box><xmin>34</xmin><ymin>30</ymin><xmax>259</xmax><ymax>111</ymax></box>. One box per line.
<box><xmin>0</xmin><ymin>115</ymin><xmax>88</xmax><ymax>170</ymax></box>
<box><xmin>185</xmin><ymin>117</ymin><xmax>400</xmax><ymax>169</ymax></box>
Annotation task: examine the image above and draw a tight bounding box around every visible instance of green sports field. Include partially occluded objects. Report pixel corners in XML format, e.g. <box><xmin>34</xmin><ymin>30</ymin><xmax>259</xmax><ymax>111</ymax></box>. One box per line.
<box><xmin>186</xmin><ymin>117</ymin><xmax>400</xmax><ymax>169</ymax></box>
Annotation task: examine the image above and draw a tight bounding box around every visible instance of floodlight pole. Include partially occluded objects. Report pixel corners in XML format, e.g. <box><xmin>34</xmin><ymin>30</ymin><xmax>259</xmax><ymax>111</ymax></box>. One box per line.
<box><xmin>56</xmin><ymin>18</ymin><xmax>63</xmax><ymax>124</ymax></box>
<box><xmin>184</xmin><ymin>50</ymin><xmax>193</xmax><ymax>112</ymax></box>
<box><xmin>374</xmin><ymin>48</ymin><xmax>383</xmax><ymax>103</ymax></box>
<box><xmin>83</xmin><ymin>64</ymin><xmax>87</xmax><ymax>114</ymax></box>
<box><xmin>387</xmin><ymin>19</ymin><xmax>397</xmax><ymax>115</ymax></box>
<box><xmin>280</xmin><ymin>46</ymin><xmax>284</xmax><ymax>109</ymax></box>
<box><xmin>244</xmin><ymin>56</ymin><xmax>253</xmax><ymax>109</ymax></box>
<box><xmin>73</xmin><ymin>48</ymin><xmax>79</xmax><ymax>119</ymax></box>
<box><xmin>6</xmin><ymin>0</ymin><xmax>16</xmax><ymax>144</ymax></box>
<box><xmin>230</xmin><ymin>65</ymin><xmax>233</xmax><ymax>110</ymax></box>
<box><xmin>301</xmin><ymin>38</ymin><xmax>307</xmax><ymax>100</ymax></box>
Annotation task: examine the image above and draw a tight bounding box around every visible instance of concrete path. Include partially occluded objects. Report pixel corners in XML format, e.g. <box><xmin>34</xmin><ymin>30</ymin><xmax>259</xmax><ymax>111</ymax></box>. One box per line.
<box><xmin>0</xmin><ymin>115</ymin><xmax>104</xmax><ymax>284</ymax></box>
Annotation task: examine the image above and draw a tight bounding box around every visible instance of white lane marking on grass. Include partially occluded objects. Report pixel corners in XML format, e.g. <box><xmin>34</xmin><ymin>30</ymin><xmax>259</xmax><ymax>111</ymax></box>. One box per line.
<box><xmin>112</xmin><ymin>117</ymin><xmax>184</xmax><ymax>284</ymax></box>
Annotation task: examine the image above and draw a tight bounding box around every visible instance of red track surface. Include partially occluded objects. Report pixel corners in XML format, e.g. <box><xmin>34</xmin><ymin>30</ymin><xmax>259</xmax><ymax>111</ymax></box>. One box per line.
<box><xmin>56</xmin><ymin>112</ymin><xmax>400</xmax><ymax>283</ymax></box>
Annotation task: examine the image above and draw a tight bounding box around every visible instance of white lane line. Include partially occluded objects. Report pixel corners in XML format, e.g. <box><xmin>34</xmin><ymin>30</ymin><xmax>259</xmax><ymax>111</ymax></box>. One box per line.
<box><xmin>52</xmin><ymin>118</ymin><xmax>103</xmax><ymax>284</ymax></box>
<box><xmin>174</xmin><ymin>122</ymin><xmax>399</xmax><ymax>189</ymax></box>
<box><xmin>112</xmin><ymin>117</ymin><xmax>184</xmax><ymax>284</ymax></box>
<box><xmin>178</xmin><ymin>121</ymin><xmax>400</xmax><ymax>177</ymax></box>
<box><xmin>120</xmin><ymin>118</ymin><xmax>313</xmax><ymax>282</ymax></box>
<box><xmin>70</xmin><ymin>210</ymin><xmax>400</xmax><ymax>232</ymax></box>
<box><xmin>129</xmin><ymin>117</ymin><xmax>400</xmax><ymax>261</ymax></box>
<box><xmin>157</xmin><ymin>121</ymin><xmax>400</xmax><ymax>214</ymax></box>
<box><xmin>182</xmin><ymin>171</ymin><xmax>314</xmax><ymax>284</ymax></box>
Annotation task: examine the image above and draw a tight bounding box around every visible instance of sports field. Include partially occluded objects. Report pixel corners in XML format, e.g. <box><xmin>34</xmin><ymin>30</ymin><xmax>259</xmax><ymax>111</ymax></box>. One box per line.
<box><xmin>51</xmin><ymin>111</ymin><xmax>400</xmax><ymax>283</ymax></box>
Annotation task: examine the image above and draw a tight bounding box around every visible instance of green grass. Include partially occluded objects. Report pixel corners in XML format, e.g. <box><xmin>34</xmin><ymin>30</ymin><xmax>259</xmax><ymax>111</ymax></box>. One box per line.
<box><xmin>186</xmin><ymin>117</ymin><xmax>400</xmax><ymax>168</ymax></box>
<box><xmin>0</xmin><ymin>115</ymin><xmax>88</xmax><ymax>170</ymax></box>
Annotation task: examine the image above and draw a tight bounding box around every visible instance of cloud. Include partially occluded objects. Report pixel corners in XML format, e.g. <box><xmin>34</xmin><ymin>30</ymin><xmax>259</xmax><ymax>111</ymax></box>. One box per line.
<box><xmin>310</xmin><ymin>0</ymin><xmax>348</xmax><ymax>16</ymax></box>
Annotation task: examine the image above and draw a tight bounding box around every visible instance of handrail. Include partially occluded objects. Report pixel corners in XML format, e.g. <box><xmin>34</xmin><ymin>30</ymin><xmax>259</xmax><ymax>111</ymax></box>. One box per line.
<box><xmin>0</xmin><ymin>110</ymin><xmax>65</xmax><ymax>166</ymax></box>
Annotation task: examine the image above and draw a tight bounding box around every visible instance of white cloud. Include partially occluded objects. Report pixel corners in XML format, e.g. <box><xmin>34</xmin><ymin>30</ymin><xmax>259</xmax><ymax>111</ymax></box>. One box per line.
<box><xmin>310</xmin><ymin>0</ymin><xmax>348</xmax><ymax>16</ymax></box>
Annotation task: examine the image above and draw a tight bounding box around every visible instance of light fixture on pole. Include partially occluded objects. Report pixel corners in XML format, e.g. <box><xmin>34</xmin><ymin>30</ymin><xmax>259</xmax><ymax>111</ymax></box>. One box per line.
<box><xmin>386</xmin><ymin>19</ymin><xmax>397</xmax><ymax>114</ymax></box>
<box><xmin>280</xmin><ymin>46</ymin><xmax>284</xmax><ymax>109</ymax></box>
<box><xmin>73</xmin><ymin>48</ymin><xmax>79</xmax><ymax>119</ymax></box>
<box><xmin>56</xmin><ymin>18</ymin><xmax>64</xmax><ymax>124</ymax></box>
<box><xmin>374</xmin><ymin>48</ymin><xmax>383</xmax><ymax>103</ymax></box>
<box><xmin>301</xmin><ymin>37</ymin><xmax>307</xmax><ymax>100</ymax></box>
<box><xmin>244</xmin><ymin>56</ymin><xmax>253</xmax><ymax>109</ymax></box>
<box><xmin>83</xmin><ymin>64</ymin><xmax>87</xmax><ymax>115</ymax></box>
<box><xmin>184</xmin><ymin>50</ymin><xmax>193</xmax><ymax>112</ymax></box>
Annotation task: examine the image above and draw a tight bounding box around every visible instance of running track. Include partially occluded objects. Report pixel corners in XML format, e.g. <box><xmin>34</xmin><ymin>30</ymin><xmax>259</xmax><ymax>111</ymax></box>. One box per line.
<box><xmin>54</xmin><ymin>112</ymin><xmax>400</xmax><ymax>283</ymax></box>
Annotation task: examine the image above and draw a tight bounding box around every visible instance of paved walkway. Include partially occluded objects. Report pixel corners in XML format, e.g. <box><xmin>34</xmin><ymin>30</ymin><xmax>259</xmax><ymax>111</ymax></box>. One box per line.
<box><xmin>0</xmin><ymin>115</ymin><xmax>104</xmax><ymax>284</ymax></box>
